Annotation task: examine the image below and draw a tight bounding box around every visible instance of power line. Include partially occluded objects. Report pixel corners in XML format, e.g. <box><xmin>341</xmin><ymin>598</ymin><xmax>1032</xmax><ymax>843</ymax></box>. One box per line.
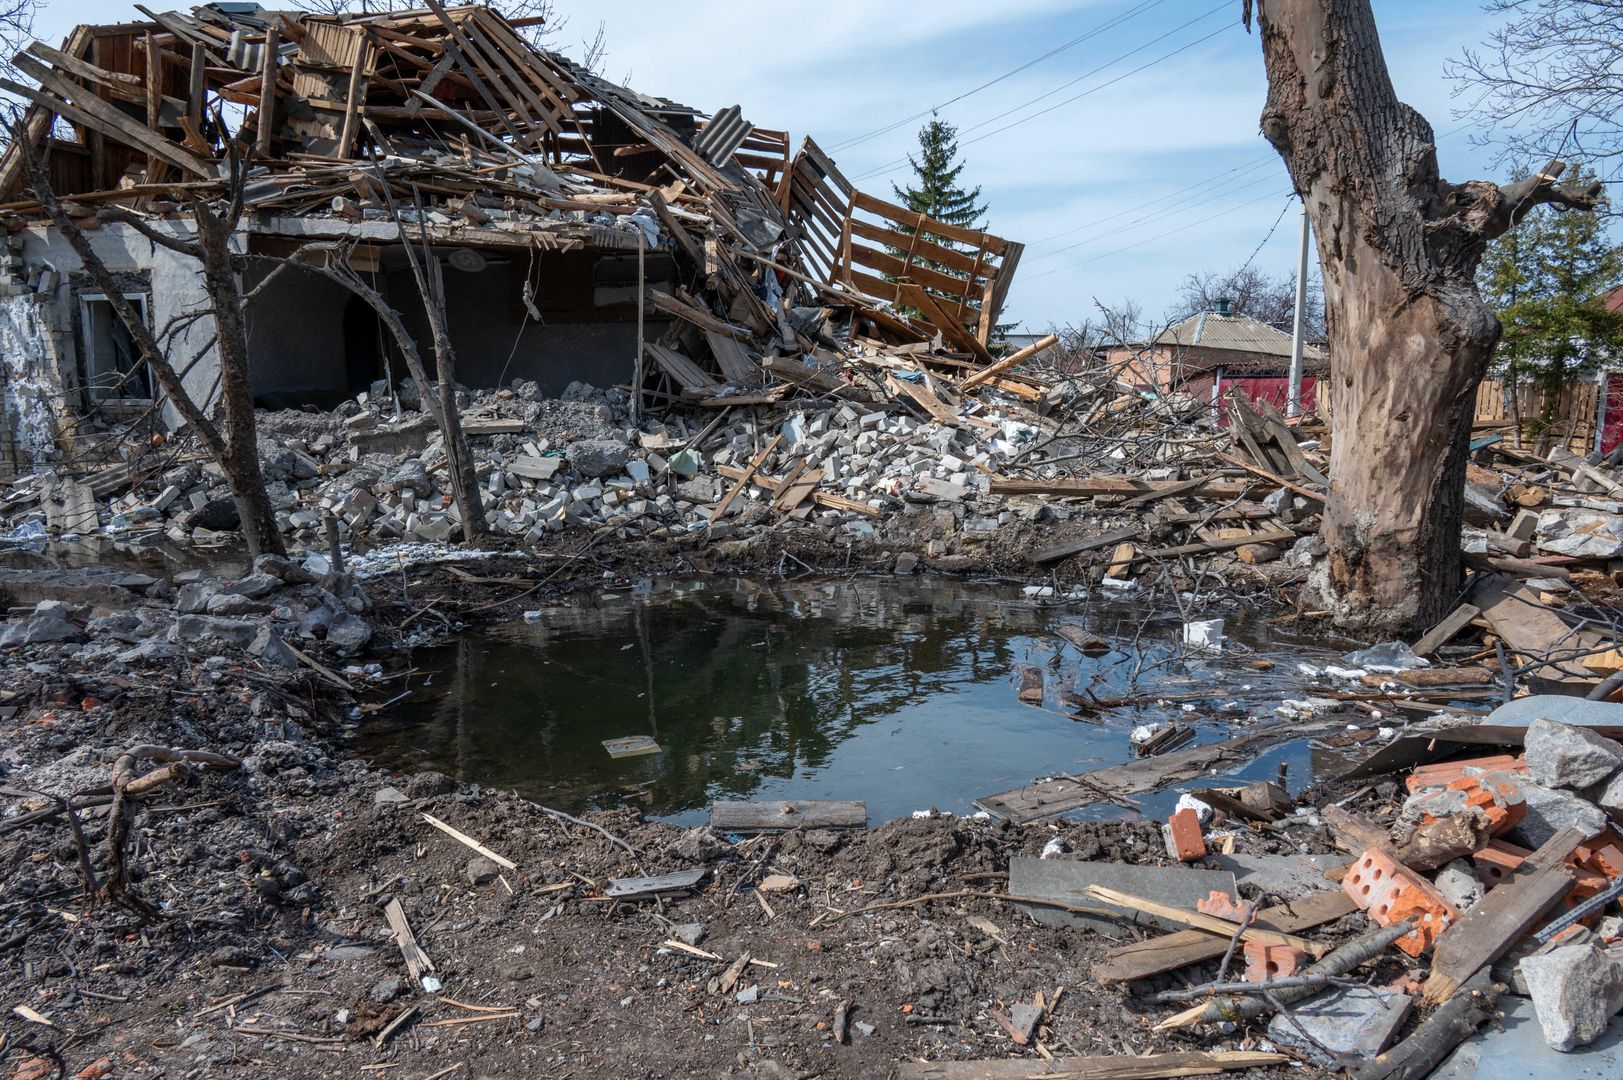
<box><xmin>1028</xmin><ymin>155</ymin><xmax>1276</xmax><ymax>250</ymax></box>
<box><xmin>851</xmin><ymin>2</ymin><xmax>1233</xmax><ymax>184</ymax></box>
<box><xmin>1028</xmin><ymin>161</ymin><xmax>1279</xmax><ymax>259</ymax></box>
<box><xmin>1234</xmin><ymin>194</ymin><xmax>1297</xmax><ymax>276</ymax></box>
<box><xmin>828</xmin><ymin>0</ymin><xmax>1171</xmax><ymax>154</ymax></box>
<box><xmin>1023</xmin><ymin>187</ymin><xmax>1297</xmax><ymax>281</ymax></box>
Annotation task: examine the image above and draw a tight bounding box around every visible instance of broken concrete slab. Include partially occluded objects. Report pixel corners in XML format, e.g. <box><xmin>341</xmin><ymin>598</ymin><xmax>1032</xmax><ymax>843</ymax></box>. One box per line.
<box><xmin>1433</xmin><ymin>993</ymin><xmax>1623</xmax><ymax>1079</ymax></box>
<box><xmin>1007</xmin><ymin>857</ymin><xmax>1237</xmax><ymax>937</ymax></box>
<box><xmin>1206</xmin><ymin>853</ymin><xmax>1345</xmax><ymax>901</ymax></box>
<box><xmin>1483</xmin><ymin>696</ymin><xmax>1623</xmax><ymax>733</ymax></box>
<box><xmin>1265</xmin><ymin>985</ymin><xmax>1413</xmax><ymax>1065</ymax></box>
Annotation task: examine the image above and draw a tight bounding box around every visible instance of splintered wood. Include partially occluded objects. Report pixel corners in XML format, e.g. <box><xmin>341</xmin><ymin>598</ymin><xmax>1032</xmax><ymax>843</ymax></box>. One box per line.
<box><xmin>384</xmin><ymin>898</ymin><xmax>436</xmax><ymax>991</ymax></box>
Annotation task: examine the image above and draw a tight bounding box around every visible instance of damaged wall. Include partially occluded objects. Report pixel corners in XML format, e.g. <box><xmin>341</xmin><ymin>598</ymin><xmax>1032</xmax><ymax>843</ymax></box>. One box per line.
<box><xmin>12</xmin><ymin>220</ymin><xmax>220</xmax><ymax>432</ymax></box>
<box><xmin>0</xmin><ymin>291</ymin><xmax>66</xmax><ymax>479</ymax></box>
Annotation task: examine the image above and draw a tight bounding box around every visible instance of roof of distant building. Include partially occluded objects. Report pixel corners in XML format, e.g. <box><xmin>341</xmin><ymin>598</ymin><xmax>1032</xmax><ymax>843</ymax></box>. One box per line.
<box><xmin>1151</xmin><ymin>309</ymin><xmax>1327</xmax><ymax>362</ymax></box>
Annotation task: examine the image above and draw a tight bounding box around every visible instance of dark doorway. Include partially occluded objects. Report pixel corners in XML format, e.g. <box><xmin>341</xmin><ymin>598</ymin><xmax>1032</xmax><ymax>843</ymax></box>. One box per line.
<box><xmin>342</xmin><ymin>296</ymin><xmax>387</xmax><ymax>396</ymax></box>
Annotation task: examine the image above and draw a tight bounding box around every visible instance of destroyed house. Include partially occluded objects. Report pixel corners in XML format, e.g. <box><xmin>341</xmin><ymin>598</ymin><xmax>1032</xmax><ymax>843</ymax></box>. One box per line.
<box><xmin>0</xmin><ymin>3</ymin><xmax>1025</xmax><ymax>481</ymax></box>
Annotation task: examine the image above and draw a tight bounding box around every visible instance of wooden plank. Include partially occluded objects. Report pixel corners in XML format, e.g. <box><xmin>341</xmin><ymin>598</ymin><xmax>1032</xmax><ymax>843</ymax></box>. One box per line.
<box><xmin>710</xmin><ymin>800</ymin><xmax>867</xmax><ymax>832</ymax></box>
<box><xmin>1420</xmin><ymin>826</ymin><xmax>1583</xmax><ymax>1006</ymax></box>
<box><xmin>1411</xmin><ymin>603</ymin><xmax>1482</xmax><ymax>658</ymax></box>
<box><xmin>1120</xmin><ymin>474</ymin><xmax>1219</xmax><ymax>508</ymax></box>
<box><xmin>1032</xmin><ymin>527</ymin><xmax>1140</xmax><ymax>565</ymax></box>
<box><xmin>1253</xmin><ymin>397</ymin><xmax>1330</xmax><ymax>486</ymax></box>
<box><xmin>961</xmin><ymin>333</ymin><xmax>1059</xmax><ymax>391</ymax></box>
<box><xmin>895</xmin><ymin>279</ymin><xmax>993</xmax><ymax>363</ymax></box>
<box><xmin>772</xmin><ymin>467</ymin><xmax>822</xmax><ymax>514</ymax></box>
<box><xmin>1094</xmin><ymin>889</ymin><xmax>1356</xmax><ymax>984</ymax></box>
<box><xmin>647</xmin><ymin>290</ymin><xmax>752</xmax><ymax>340</ymax></box>
<box><xmin>975</xmin><ymin>717</ymin><xmax>1341</xmax><ymax>823</ymax></box>
<box><xmin>1106</xmin><ymin>542</ymin><xmax>1136</xmax><ymax>578</ymax></box>
<box><xmin>421</xmin><ymin>813</ymin><xmax>516</xmax><ymax>870</ymax></box>
<box><xmin>850</xmin><ymin>189</ymin><xmax>1007</xmax><ymax>255</ymax></box>
<box><xmin>896</xmin><ymin>1050</ymin><xmax>1288</xmax><ymax>1080</ymax></box>
<box><xmin>1084</xmin><ymin>885</ymin><xmax>1325</xmax><ymax>955</ymax></box>
<box><xmin>255</xmin><ymin>23</ymin><xmax>279</xmax><ymax>157</ymax></box>
<box><xmin>644</xmin><ymin>343</ymin><xmax>722</xmax><ymax>393</ymax></box>
<box><xmin>886</xmin><ymin>374</ymin><xmax>960</xmax><ymax>427</ymax></box>
<box><xmin>1134</xmin><ymin>529</ymin><xmax>1297</xmax><ymax>562</ymax></box>
<box><xmin>704</xmin><ymin>330</ymin><xmax>759</xmax><ymax>384</ymax></box>
<box><xmin>990</xmin><ymin>477</ymin><xmax>1251</xmax><ymax>500</ymax></box>
<box><xmin>384</xmin><ymin>898</ymin><xmax>436</xmax><ymax>989</ymax></box>
<box><xmin>1475</xmin><ymin>576</ymin><xmax>1594</xmax><ymax>683</ymax></box>
<box><xmin>604</xmin><ymin>869</ymin><xmax>705</xmax><ymax>899</ymax></box>
<box><xmin>710</xmin><ymin>434</ymin><xmax>782</xmax><ymax>523</ymax></box>
<box><xmin>4</xmin><ymin>58</ymin><xmax>213</xmax><ymax>177</ymax></box>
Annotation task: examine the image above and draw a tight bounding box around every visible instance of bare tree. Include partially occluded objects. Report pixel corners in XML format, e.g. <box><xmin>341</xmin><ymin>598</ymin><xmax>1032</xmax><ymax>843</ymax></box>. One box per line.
<box><xmin>1448</xmin><ymin>1</ymin><xmax>1623</xmax><ymax>178</ymax></box>
<box><xmin>21</xmin><ymin>136</ymin><xmax>286</xmax><ymax>557</ymax></box>
<box><xmin>1249</xmin><ymin>0</ymin><xmax>1606</xmax><ymax>636</ymax></box>
<box><xmin>1171</xmin><ymin>264</ymin><xmax>1324</xmax><ymax>337</ymax></box>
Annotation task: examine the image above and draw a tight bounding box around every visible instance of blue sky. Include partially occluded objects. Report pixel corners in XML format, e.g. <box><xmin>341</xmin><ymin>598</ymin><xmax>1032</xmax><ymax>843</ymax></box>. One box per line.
<box><xmin>32</xmin><ymin>1</ymin><xmax>1612</xmax><ymax>331</ymax></box>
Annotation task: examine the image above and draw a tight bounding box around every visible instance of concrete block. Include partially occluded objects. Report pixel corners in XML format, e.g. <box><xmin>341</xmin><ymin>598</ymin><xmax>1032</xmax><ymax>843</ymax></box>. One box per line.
<box><xmin>1007</xmin><ymin>857</ymin><xmax>1236</xmax><ymax>938</ymax></box>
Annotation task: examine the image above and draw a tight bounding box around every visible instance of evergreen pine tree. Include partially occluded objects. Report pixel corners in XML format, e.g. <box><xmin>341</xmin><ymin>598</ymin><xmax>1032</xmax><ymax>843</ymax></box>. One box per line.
<box><xmin>888</xmin><ymin>120</ymin><xmax>1000</xmax><ymax>331</ymax></box>
<box><xmin>1478</xmin><ymin>164</ymin><xmax>1623</xmax><ymax>433</ymax></box>
<box><xmin>892</xmin><ymin>119</ymin><xmax>987</xmax><ymax>235</ymax></box>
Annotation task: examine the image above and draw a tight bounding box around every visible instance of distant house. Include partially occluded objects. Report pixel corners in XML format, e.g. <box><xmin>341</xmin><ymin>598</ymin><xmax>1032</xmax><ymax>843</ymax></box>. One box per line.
<box><xmin>1101</xmin><ymin>299</ymin><xmax>1329</xmax><ymax>414</ymax></box>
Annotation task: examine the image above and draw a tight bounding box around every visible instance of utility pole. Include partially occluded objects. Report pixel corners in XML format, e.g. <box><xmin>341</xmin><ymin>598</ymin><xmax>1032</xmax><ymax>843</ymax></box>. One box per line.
<box><xmin>1286</xmin><ymin>197</ymin><xmax>1310</xmax><ymax>417</ymax></box>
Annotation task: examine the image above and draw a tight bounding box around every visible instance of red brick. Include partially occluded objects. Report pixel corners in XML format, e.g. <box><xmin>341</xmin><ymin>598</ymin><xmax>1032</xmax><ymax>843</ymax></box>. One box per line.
<box><xmin>1195</xmin><ymin>890</ymin><xmax>1248</xmax><ymax>922</ymax></box>
<box><xmin>1343</xmin><ymin>847</ymin><xmax>1459</xmax><ymax>957</ymax></box>
<box><xmin>1165</xmin><ymin>808</ymin><xmax>1205</xmax><ymax>862</ymax></box>
<box><xmin>1244</xmin><ymin>940</ymin><xmax>1306</xmax><ymax>982</ymax></box>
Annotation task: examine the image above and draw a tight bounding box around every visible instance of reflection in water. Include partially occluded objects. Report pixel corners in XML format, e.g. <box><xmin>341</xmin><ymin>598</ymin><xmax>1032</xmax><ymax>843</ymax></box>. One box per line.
<box><xmin>360</xmin><ymin>577</ymin><xmax>1333</xmax><ymax>825</ymax></box>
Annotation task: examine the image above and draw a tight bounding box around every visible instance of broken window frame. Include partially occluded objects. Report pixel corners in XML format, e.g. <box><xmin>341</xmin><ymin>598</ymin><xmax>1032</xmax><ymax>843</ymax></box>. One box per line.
<box><xmin>77</xmin><ymin>290</ymin><xmax>154</xmax><ymax>407</ymax></box>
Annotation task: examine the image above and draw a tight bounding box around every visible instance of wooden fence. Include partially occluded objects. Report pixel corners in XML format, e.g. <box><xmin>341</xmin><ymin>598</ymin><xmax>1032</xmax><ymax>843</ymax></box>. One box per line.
<box><xmin>1473</xmin><ymin>377</ymin><xmax>1601</xmax><ymax>454</ymax></box>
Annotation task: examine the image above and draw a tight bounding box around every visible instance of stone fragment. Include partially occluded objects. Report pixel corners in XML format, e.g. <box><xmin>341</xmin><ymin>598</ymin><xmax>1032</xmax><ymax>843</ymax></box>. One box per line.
<box><xmin>1266</xmin><ymin>986</ymin><xmax>1413</xmax><ymax>1065</ymax></box>
<box><xmin>566</xmin><ymin>438</ymin><xmax>631</xmax><ymax>478</ymax></box>
<box><xmin>1526</xmin><ymin>718</ymin><xmax>1623</xmax><ymax>790</ymax></box>
<box><xmin>368</xmin><ymin>976</ymin><xmax>403</xmax><ymax>1003</ymax></box>
<box><xmin>374</xmin><ymin>787</ymin><xmax>409</xmax><ymax>806</ymax></box>
<box><xmin>1522</xmin><ymin>942</ymin><xmax>1623</xmax><ymax>1051</ymax></box>
<box><xmin>673</xmin><ymin>923</ymin><xmax>707</xmax><ymax>947</ymax></box>
<box><xmin>1514</xmin><ymin>780</ymin><xmax>1610</xmax><ymax>849</ymax></box>
<box><xmin>1005</xmin><ymin>1002</ymin><xmax>1043</xmax><ymax>1044</ymax></box>
<box><xmin>1434</xmin><ymin>859</ymin><xmax>1486</xmax><ymax>912</ymax></box>
<box><xmin>465</xmin><ymin>857</ymin><xmax>499</xmax><ymax>886</ymax></box>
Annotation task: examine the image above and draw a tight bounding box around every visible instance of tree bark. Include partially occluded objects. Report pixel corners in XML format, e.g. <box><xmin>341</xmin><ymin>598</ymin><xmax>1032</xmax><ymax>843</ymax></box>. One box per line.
<box><xmin>1252</xmin><ymin>0</ymin><xmax>1605</xmax><ymax>636</ymax></box>
<box><xmin>190</xmin><ymin>202</ymin><xmax>285</xmax><ymax>557</ymax></box>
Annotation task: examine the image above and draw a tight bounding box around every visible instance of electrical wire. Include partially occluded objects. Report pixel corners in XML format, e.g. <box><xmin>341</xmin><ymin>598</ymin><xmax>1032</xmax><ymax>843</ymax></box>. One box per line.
<box><xmin>851</xmin><ymin>2</ymin><xmax>1234</xmax><ymax>184</ymax></box>
<box><xmin>828</xmin><ymin>0</ymin><xmax>1171</xmax><ymax>153</ymax></box>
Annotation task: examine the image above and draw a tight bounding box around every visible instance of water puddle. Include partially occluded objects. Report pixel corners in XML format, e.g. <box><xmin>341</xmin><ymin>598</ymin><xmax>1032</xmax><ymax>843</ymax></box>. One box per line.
<box><xmin>360</xmin><ymin>577</ymin><xmax>1362</xmax><ymax>825</ymax></box>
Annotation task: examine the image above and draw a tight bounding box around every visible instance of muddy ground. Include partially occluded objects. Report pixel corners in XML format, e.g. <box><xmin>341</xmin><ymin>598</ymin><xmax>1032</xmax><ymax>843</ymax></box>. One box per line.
<box><xmin>0</xmin><ymin>533</ymin><xmax>1348</xmax><ymax>1080</ymax></box>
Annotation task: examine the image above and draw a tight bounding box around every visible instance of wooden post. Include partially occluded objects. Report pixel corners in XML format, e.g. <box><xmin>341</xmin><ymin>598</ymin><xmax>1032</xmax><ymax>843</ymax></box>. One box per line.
<box><xmin>255</xmin><ymin>25</ymin><xmax>278</xmax><ymax>158</ymax></box>
<box><xmin>323</xmin><ymin>512</ymin><xmax>344</xmax><ymax>574</ymax></box>
<box><xmin>632</xmin><ymin>229</ymin><xmax>646</xmax><ymax>421</ymax></box>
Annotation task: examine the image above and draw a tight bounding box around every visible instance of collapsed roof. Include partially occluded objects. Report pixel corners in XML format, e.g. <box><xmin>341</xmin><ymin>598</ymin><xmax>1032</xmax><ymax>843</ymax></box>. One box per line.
<box><xmin>0</xmin><ymin>3</ymin><xmax>1028</xmax><ymax>407</ymax></box>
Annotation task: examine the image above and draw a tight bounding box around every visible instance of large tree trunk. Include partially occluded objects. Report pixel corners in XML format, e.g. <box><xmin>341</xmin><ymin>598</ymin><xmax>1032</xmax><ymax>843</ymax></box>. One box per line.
<box><xmin>1253</xmin><ymin>0</ymin><xmax>1604</xmax><ymax>637</ymax></box>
